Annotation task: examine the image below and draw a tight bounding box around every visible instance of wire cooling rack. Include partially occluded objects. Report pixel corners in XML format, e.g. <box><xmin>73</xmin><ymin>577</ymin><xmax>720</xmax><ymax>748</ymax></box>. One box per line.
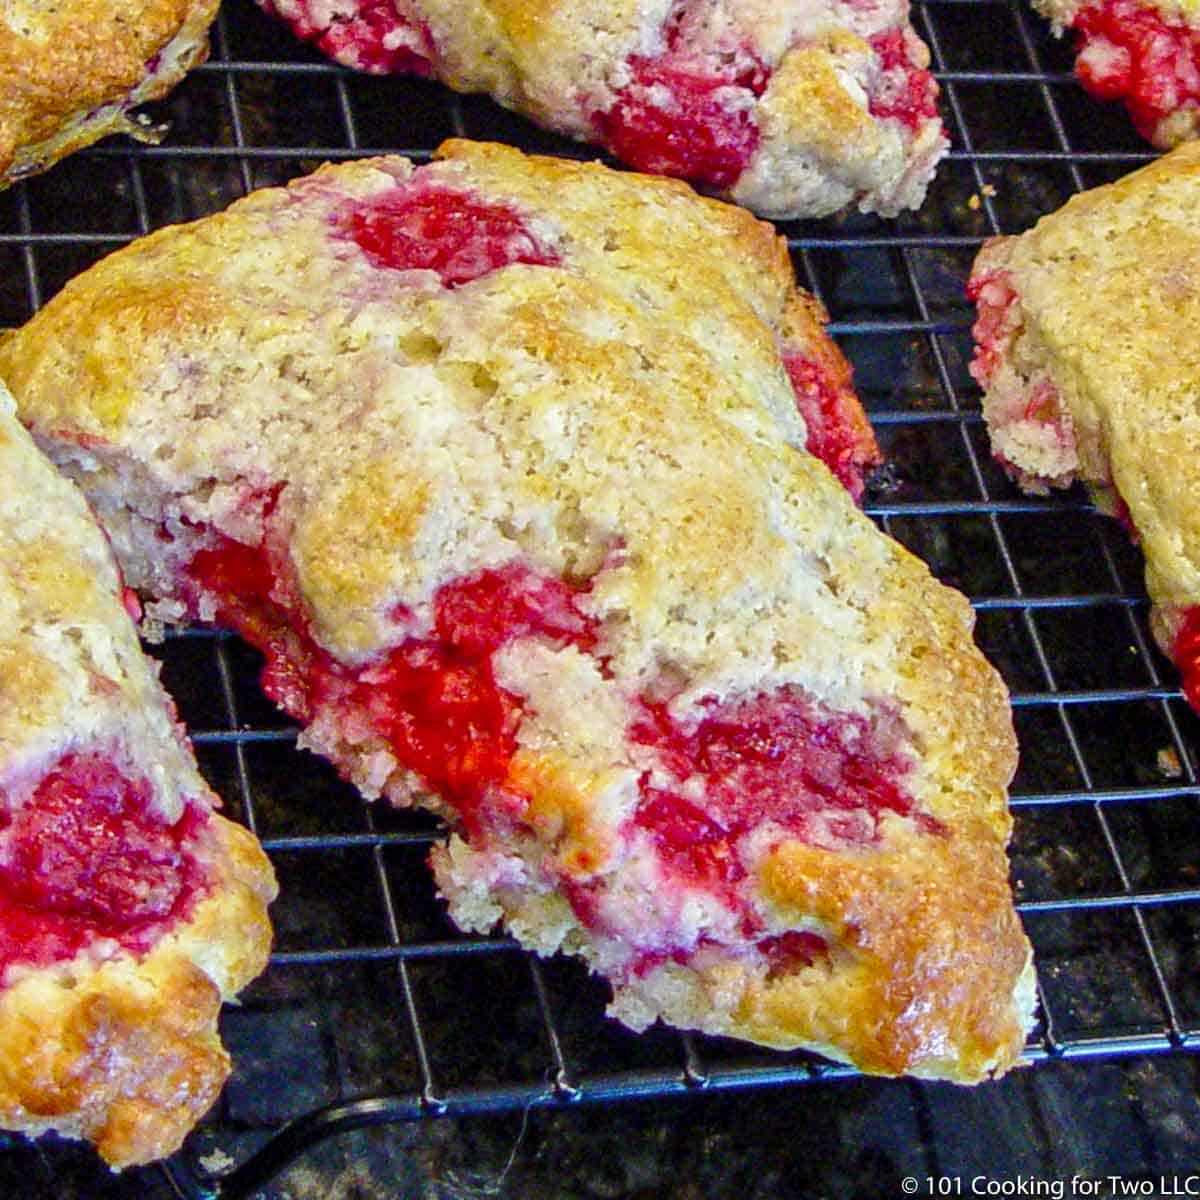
<box><xmin>1</xmin><ymin>0</ymin><xmax>1199</xmax><ymax>1194</ymax></box>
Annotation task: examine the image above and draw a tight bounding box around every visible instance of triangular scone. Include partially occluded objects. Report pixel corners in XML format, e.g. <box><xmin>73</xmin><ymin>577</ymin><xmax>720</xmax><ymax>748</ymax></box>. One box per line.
<box><xmin>0</xmin><ymin>385</ymin><xmax>276</xmax><ymax>1167</ymax></box>
<box><xmin>969</xmin><ymin>142</ymin><xmax>1200</xmax><ymax>709</ymax></box>
<box><xmin>0</xmin><ymin>142</ymin><xmax>1033</xmax><ymax>1082</ymax></box>
<box><xmin>0</xmin><ymin>0</ymin><xmax>220</xmax><ymax>187</ymax></box>
<box><xmin>255</xmin><ymin>0</ymin><xmax>947</xmax><ymax>220</ymax></box>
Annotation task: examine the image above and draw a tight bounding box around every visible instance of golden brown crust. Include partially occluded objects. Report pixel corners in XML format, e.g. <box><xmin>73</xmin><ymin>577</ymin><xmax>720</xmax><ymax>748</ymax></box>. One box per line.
<box><xmin>782</xmin><ymin>288</ymin><xmax>883</xmax><ymax>481</ymax></box>
<box><xmin>0</xmin><ymin>0</ymin><xmax>219</xmax><ymax>185</ymax></box>
<box><xmin>754</xmin><ymin>821</ymin><xmax>1029</xmax><ymax>1077</ymax></box>
<box><xmin>764</xmin><ymin>36</ymin><xmax>887</xmax><ymax>158</ymax></box>
<box><xmin>0</xmin><ymin>816</ymin><xmax>275</xmax><ymax>1167</ymax></box>
<box><xmin>2</xmin><ymin>142</ymin><xmax>1029</xmax><ymax>1083</ymax></box>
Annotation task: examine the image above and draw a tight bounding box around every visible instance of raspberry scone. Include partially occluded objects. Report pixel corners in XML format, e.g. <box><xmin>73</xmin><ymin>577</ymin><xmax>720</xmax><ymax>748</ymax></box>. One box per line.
<box><xmin>255</xmin><ymin>0</ymin><xmax>948</xmax><ymax>220</ymax></box>
<box><xmin>1036</xmin><ymin>0</ymin><xmax>1200</xmax><ymax>148</ymax></box>
<box><xmin>0</xmin><ymin>384</ymin><xmax>276</xmax><ymax>1167</ymax></box>
<box><xmin>1</xmin><ymin>0</ymin><xmax>220</xmax><ymax>186</ymax></box>
<box><xmin>968</xmin><ymin>142</ymin><xmax>1200</xmax><ymax>708</ymax></box>
<box><xmin>0</xmin><ymin>141</ymin><xmax>1034</xmax><ymax>1082</ymax></box>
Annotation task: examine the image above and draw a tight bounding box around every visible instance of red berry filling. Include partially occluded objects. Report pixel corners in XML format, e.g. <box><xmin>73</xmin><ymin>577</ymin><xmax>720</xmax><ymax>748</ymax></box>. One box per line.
<box><xmin>0</xmin><ymin>754</ymin><xmax>208</xmax><ymax>976</ymax></box>
<box><xmin>782</xmin><ymin>350</ymin><xmax>881</xmax><ymax>502</ymax></box>
<box><xmin>349</xmin><ymin>569</ymin><xmax>599</xmax><ymax>832</ymax></box>
<box><xmin>186</xmin><ymin>506</ymin><xmax>935</xmax><ymax>978</ymax></box>
<box><xmin>596</xmin><ymin>3</ymin><xmax>768</xmax><ymax>190</ymax></box>
<box><xmin>1071</xmin><ymin>0</ymin><xmax>1200</xmax><ymax>144</ymax></box>
<box><xmin>969</xmin><ymin>267</ymin><xmax>1079</xmax><ymax>478</ymax></box>
<box><xmin>618</xmin><ymin>687</ymin><xmax>935</xmax><ymax>966</ymax></box>
<box><xmin>121</xmin><ymin>586</ymin><xmax>143</xmax><ymax>623</ymax></box>
<box><xmin>622</xmin><ymin>929</ymin><xmax>825</xmax><ymax>979</ymax></box>
<box><xmin>1171</xmin><ymin>606</ymin><xmax>1200</xmax><ymax>712</ymax></box>
<box><xmin>868</xmin><ymin>29</ymin><xmax>940</xmax><ymax>132</ymax></box>
<box><xmin>258</xmin><ymin>0</ymin><xmax>434</xmax><ymax>76</ymax></box>
<box><xmin>187</xmin><ymin>537</ymin><xmax>598</xmax><ymax>838</ymax></box>
<box><xmin>335</xmin><ymin>185</ymin><xmax>561</xmax><ymax>287</ymax></box>
<box><xmin>599</xmin><ymin>60</ymin><xmax>763</xmax><ymax>189</ymax></box>
<box><xmin>634</xmin><ymin>688</ymin><xmax>921</xmax><ymax>867</ymax></box>
<box><xmin>758</xmin><ymin>929</ymin><xmax>828</xmax><ymax>976</ymax></box>
<box><xmin>967</xmin><ymin>268</ymin><xmax>1019</xmax><ymax>391</ymax></box>
<box><xmin>1109</xmin><ymin>490</ymin><xmax>1138</xmax><ymax>539</ymax></box>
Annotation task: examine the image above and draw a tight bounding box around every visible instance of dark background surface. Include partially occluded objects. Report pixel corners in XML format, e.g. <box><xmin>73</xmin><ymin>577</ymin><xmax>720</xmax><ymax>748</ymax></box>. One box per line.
<box><xmin>1</xmin><ymin>0</ymin><xmax>1198</xmax><ymax>1194</ymax></box>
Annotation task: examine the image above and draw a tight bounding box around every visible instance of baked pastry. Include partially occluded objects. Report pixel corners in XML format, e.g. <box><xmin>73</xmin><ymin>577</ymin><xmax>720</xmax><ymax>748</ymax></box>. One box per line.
<box><xmin>0</xmin><ymin>140</ymin><xmax>1034</xmax><ymax>1082</ymax></box>
<box><xmin>255</xmin><ymin>0</ymin><xmax>948</xmax><ymax>220</ymax></box>
<box><xmin>0</xmin><ymin>0</ymin><xmax>220</xmax><ymax>187</ymax></box>
<box><xmin>0</xmin><ymin>383</ymin><xmax>276</xmax><ymax>1166</ymax></box>
<box><xmin>969</xmin><ymin>142</ymin><xmax>1200</xmax><ymax>707</ymax></box>
<box><xmin>1035</xmin><ymin>0</ymin><xmax>1200</xmax><ymax>147</ymax></box>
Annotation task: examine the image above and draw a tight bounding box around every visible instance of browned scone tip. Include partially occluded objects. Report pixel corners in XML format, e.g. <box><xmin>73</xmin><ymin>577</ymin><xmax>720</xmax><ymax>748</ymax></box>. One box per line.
<box><xmin>0</xmin><ymin>0</ymin><xmax>220</xmax><ymax>187</ymax></box>
<box><xmin>2</xmin><ymin>141</ymin><xmax>1032</xmax><ymax>1084</ymax></box>
<box><xmin>0</xmin><ymin>385</ymin><xmax>276</xmax><ymax>1167</ymax></box>
<box><xmin>0</xmin><ymin>818</ymin><xmax>275</xmax><ymax>1168</ymax></box>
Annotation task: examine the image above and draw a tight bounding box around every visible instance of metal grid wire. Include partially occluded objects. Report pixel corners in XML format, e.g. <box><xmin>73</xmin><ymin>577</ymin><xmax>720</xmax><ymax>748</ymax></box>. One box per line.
<box><xmin>1</xmin><ymin>0</ymin><xmax>1199</xmax><ymax>1193</ymax></box>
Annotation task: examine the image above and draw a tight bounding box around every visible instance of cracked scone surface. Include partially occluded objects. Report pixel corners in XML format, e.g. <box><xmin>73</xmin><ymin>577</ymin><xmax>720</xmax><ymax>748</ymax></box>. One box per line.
<box><xmin>0</xmin><ymin>0</ymin><xmax>219</xmax><ymax>186</ymax></box>
<box><xmin>1</xmin><ymin>141</ymin><xmax>1032</xmax><ymax>1082</ymax></box>
<box><xmin>968</xmin><ymin>141</ymin><xmax>1200</xmax><ymax>710</ymax></box>
<box><xmin>0</xmin><ymin>384</ymin><xmax>276</xmax><ymax>1168</ymax></box>
<box><xmin>255</xmin><ymin>0</ymin><xmax>947</xmax><ymax>219</ymax></box>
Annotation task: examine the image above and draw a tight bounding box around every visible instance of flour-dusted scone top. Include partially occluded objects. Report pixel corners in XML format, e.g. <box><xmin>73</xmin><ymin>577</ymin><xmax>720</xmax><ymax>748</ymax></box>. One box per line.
<box><xmin>0</xmin><ymin>0</ymin><xmax>218</xmax><ymax>185</ymax></box>
<box><xmin>970</xmin><ymin>142</ymin><xmax>1200</xmax><ymax>654</ymax></box>
<box><xmin>0</xmin><ymin>385</ymin><xmax>276</xmax><ymax>1168</ymax></box>
<box><xmin>259</xmin><ymin>0</ymin><xmax>947</xmax><ymax>218</ymax></box>
<box><xmin>2</xmin><ymin>142</ymin><xmax>1033</xmax><ymax>1082</ymax></box>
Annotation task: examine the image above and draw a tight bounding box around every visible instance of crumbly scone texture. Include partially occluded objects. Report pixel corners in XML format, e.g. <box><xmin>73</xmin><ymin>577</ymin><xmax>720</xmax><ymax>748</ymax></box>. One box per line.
<box><xmin>257</xmin><ymin>0</ymin><xmax>948</xmax><ymax>218</ymax></box>
<box><xmin>0</xmin><ymin>0</ymin><xmax>219</xmax><ymax>186</ymax></box>
<box><xmin>1033</xmin><ymin>0</ymin><xmax>1200</xmax><ymax>149</ymax></box>
<box><xmin>1</xmin><ymin>141</ymin><xmax>1032</xmax><ymax>1083</ymax></box>
<box><xmin>0</xmin><ymin>386</ymin><xmax>276</xmax><ymax>1167</ymax></box>
<box><xmin>969</xmin><ymin>141</ymin><xmax>1200</xmax><ymax>650</ymax></box>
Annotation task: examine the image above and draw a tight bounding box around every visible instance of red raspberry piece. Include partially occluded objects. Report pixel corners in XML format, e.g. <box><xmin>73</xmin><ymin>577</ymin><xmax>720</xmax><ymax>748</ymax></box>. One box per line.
<box><xmin>1072</xmin><ymin>0</ymin><xmax>1200</xmax><ymax>143</ymax></box>
<box><xmin>630</xmin><ymin>687</ymin><xmax>925</xmax><ymax>910</ymax></box>
<box><xmin>783</xmin><ymin>351</ymin><xmax>881</xmax><ymax>502</ymax></box>
<box><xmin>868</xmin><ymin>29</ymin><xmax>940</xmax><ymax>131</ymax></box>
<box><xmin>0</xmin><ymin>754</ymin><xmax>207</xmax><ymax>971</ymax></box>
<box><xmin>339</xmin><ymin>186</ymin><xmax>560</xmax><ymax>286</ymax></box>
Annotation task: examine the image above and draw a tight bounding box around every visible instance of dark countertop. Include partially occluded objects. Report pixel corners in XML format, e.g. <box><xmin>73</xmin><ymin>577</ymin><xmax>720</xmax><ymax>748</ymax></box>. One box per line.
<box><xmin>4</xmin><ymin>1053</ymin><xmax>1198</xmax><ymax>1198</ymax></box>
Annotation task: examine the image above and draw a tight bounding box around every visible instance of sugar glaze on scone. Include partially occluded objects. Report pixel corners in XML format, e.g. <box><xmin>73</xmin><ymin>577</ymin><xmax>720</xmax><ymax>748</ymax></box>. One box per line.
<box><xmin>255</xmin><ymin>0</ymin><xmax>948</xmax><ymax>219</ymax></box>
<box><xmin>0</xmin><ymin>0</ymin><xmax>219</xmax><ymax>186</ymax></box>
<box><xmin>2</xmin><ymin>141</ymin><xmax>1033</xmax><ymax>1082</ymax></box>
<box><xmin>0</xmin><ymin>385</ymin><xmax>276</xmax><ymax>1167</ymax></box>
<box><xmin>969</xmin><ymin>142</ymin><xmax>1200</xmax><ymax>709</ymax></box>
<box><xmin>1035</xmin><ymin>0</ymin><xmax>1200</xmax><ymax>148</ymax></box>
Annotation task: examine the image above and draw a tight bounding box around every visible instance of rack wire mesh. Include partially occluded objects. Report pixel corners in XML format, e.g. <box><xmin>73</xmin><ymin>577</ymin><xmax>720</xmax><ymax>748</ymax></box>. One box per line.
<box><xmin>1</xmin><ymin>0</ymin><xmax>1199</xmax><ymax>1194</ymax></box>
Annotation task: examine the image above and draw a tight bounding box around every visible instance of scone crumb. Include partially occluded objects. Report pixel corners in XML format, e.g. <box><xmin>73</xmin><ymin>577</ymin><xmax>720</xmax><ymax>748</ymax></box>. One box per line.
<box><xmin>1157</xmin><ymin>746</ymin><xmax>1183</xmax><ymax>777</ymax></box>
<box><xmin>198</xmin><ymin>1148</ymin><xmax>236</xmax><ymax>1174</ymax></box>
<box><xmin>968</xmin><ymin>184</ymin><xmax>997</xmax><ymax>211</ymax></box>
